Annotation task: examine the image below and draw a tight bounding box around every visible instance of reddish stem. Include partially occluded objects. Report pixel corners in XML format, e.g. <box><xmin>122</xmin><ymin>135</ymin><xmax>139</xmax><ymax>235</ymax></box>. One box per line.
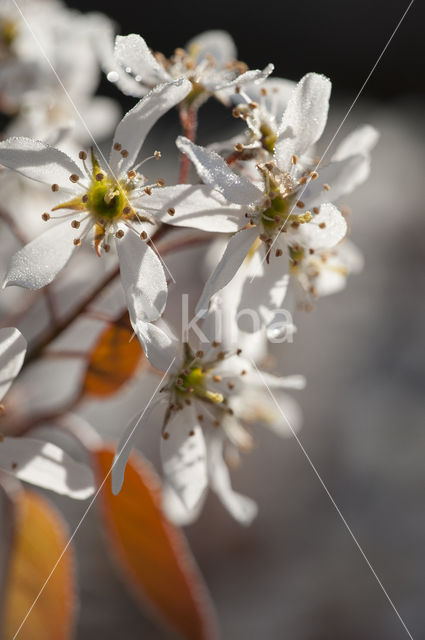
<box><xmin>178</xmin><ymin>107</ymin><xmax>198</xmax><ymax>184</ymax></box>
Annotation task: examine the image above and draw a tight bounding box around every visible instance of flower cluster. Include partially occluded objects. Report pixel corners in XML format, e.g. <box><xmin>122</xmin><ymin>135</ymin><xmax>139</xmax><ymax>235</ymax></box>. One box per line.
<box><xmin>0</xmin><ymin>2</ymin><xmax>377</xmax><ymax>525</ymax></box>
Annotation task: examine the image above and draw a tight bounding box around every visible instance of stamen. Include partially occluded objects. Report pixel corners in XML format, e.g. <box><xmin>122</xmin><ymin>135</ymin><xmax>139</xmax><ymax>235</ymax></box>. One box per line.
<box><xmin>51</xmin><ymin>184</ymin><xmax>59</xmax><ymax>192</ymax></box>
<box><xmin>79</xmin><ymin>151</ymin><xmax>87</xmax><ymax>160</ymax></box>
<box><xmin>157</xmin><ymin>178</ymin><xmax>165</xmax><ymax>187</ymax></box>
<box><xmin>323</xmin><ymin>183</ymin><xmax>330</xmax><ymax>191</ymax></box>
<box><xmin>120</xmin><ymin>149</ymin><xmax>129</xmax><ymax>158</ymax></box>
<box><xmin>73</xmin><ymin>238</ymin><xmax>82</xmax><ymax>246</ymax></box>
<box><xmin>71</xmin><ymin>220</ymin><xmax>80</xmax><ymax>229</ymax></box>
<box><xmin>41</xmin><ymin>212</ymin><xmax>50</xmax><ymax>221</ymax></box>
<box><xmin>168</xmin><ymin>207</ymin><xmax>175</xmax><ymax>216</ymax></box>
<box><xmin>115</xmin><ymin>229</ymin><xmax>124</xmax><ymax>239</ymax></box>
<box><xmin>140</xmin><ymin>231</ymin><xmax>147</xmax><ymax>240</ymax></box>
<box><xmin>113</xmin><ymin>142</ymin><xmax>122</xmax><ymax>151</ymax></box>
<box><xmin>127</xmin><ymin>170</ymin><xmax>136</xmax><ymax>179</ymax></box>
<box><xmin>291</xmin><ymin>154</ymin><xmax>298</xmax><ymax>165</ymax></box>
<box><xmin>95</xmin><ymin>173</ymin><xmax>104</xmax><ymax>182</ymax></box>
<box><xmin>69</xmin><ymin>174</ymin><xmax>79</xmax><ymax>183</ymax></box>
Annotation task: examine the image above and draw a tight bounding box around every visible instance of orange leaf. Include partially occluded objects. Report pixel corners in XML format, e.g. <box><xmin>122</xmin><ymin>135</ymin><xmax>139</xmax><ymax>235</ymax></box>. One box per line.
<box><xmin>82</xmin><ymin>312</ymin><xmax>144</xmax><ymax>397</ymax></box>
<box><xmin>2</xmin><ymin>490</ymin><xmax>75</xmax><ymax>640</ymax></box>
<box><xmin>92</xmin><ymin>446</ymin><xmax>219</xmax><ymax>640</ymax></box>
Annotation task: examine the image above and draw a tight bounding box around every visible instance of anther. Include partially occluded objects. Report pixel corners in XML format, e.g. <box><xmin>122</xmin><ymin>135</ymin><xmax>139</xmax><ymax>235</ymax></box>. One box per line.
<box><xmin>291</xmin><ymin>154</ymin><xmax>298</xmax><ymax>165</ymax></box>
<box><xmin>298</xmin><ymin>176</ymin><xmax>307</xmax><ymax>185</ymax></box>
<box><xmin>236</xmin><ymin>348</ymin><xmax>242</xmax><ymax>355</ymax></box>
<box><xmin>241</xmin><ymin>369</ymin><xmax>247</xmax><ymax>375</ymax></box>
<box><xmin>73</xmin><ymin>238</ymin><xmax>81</xmax><ymax>246</ymax></box>
<box><xmin>260</xmin><ymin>88</ymin><xmax>267</xmax><ymax>96</ymax></box>
<box><xmin>309</xmin><ymin>248</ymin><xmax>315</xmax><ymax>254</ymax></box>
<box><xmin>234</xmin><ymin>143</ymin><xmax>244</xmax><ymax>152</ymax></box>
<box><xmin>51</xmin><ymin>184</ymin><xmax>59</xmax><ymax>192</ymax></box>
<box><xmin>310</xmin><ymin>171</ymin><xmax>319</xmax><ymax>180</ymax></box>
<box><xmin>168</xmin><ymin>207</ymin><xmax>175</xmax><ymax>216</ymax></box>
<box><xmin>41</xmin><ymin>212</ymin><xmax>50</xmax><ymax>221</ymax></box>
<box><xmin>248</xmin><ymin>102</ymin><xmax>258</xmax><ymax>109</ymax></box>
<box><xmin>115</xmin><ymin>229</ymin><xmax>125</xmax><ymax>238</ymax></box>
<box><xmin>154</xmin><ymin>150</ymin><xmax>161</xmax><ymax>159</ymax></box>
<box><xmin>217</xmin><ymin>351</ymin><xmax>226</xmax><ymax>360</ymax></box>
<box><xmin>157</xmin><ymin>178</ymin><xmax>165</xmax><ymax>187</ymax></box>
<box><xmin>140</xmin><ymin>231</ymin><xmax>147</xmax><ymax>240</ymax></box>
<box><xmin>71</xmin><ymin>220</ymin><xmax>80</xmax><ymax>229</ymax></box>
<box><xmin>120</xmin><ymin>149</ymin><xmax>129</xmax><ymax>158</ymax></box>
<box><xmin>96</xmin><ymin>173</ymin><xmax>104</xmax><ymax>182</ymax></box>
<box><xmin>228</xmin><ymin>382</ymin><xmax>235</xmax><ymax>390</ymax></box>
<box><xmin>82</xmin><ymin>194</ymin><xmax>89</xmax><ymax>203</ymax></box>
<box><xmin>189</xmin><ymin>429</ymin><xmax>195</xmax><ymax>436</ymax></box>
<box><xmin>275</xmin><ymin>248</ymin><xmax>283</xmax><ymax>257</ymax></box>
<box><xmin>232</xmin><ymin>107</ymin><xmax>241</xmax><ymax>118</ymax></box>
<box><xmin>69</xmin><ymin>174</ymin><xmax>79</xmax><ymax>183</ymax></box>
<box><xmin>79</xmin><ymin>150</ymin><xmax>87</xmax><ymax>160</ymax></box>
<box><xmin>195</xmin><ymin>350</ymin><xmax>204</xmax><ymax>358</ymax></box>
<box><xmin>104</xmin><ymin>244</ymin><xmax>111</xmax><ymax>253</ymax></box>
<box><xmin>235</xmin><ymin>86</ymin><xmax>241</xmax><ymax>94</ymax></box>
<box><xmin>213</xmin><ymin>375</ymin><xmax>222</xmax><ymax>382</ymax></box>
<box><xmin>144</xmin><ymin>187</ymin><xmax>152</xmax><ymax>195</ymax></box>
<box><xmin>122</xmin><ymin>206</ymin><xmax>131</xmax><ymax>215</ymax></box>
<box><xmin>162</xmin><ymin>432</ymin><xmax>170</xmax><ymax>440</ymax></box>
<box><xmin>212</xmin><ymin>341</ymin><xmax>220</xmax><ymax>347</ymax></box>
<box><xmin>113</xmin><ymin>142</ymin><xmax>122</xmax><ymax>151</ymax></box>
<box><xmin>319</xmin><ymin>222</ymin><xmax>326</xmax><ymax>229</ymax></box>
<box><xmin>296</xmin><ymin>201</ymin><xmax>305</xmax><ymax>209</ymax></box>
<box><xmin>313</xmin><ymin>207</ymin><xmax>320</xmax><ymax>214</ymax></box>
<box><xmin>197</xmin><ymin>414</ymin><xmax>204</xmax><ymax>421</ymax></box>
<box><xmin>127</xmin><ymin>170</ymin><xmax>136</xmax><ymax>179</ymax></box>
<box><xmin>323</xmin><ymin>183</ymin><xmax>330</xmax><ymax>191</ymax></box>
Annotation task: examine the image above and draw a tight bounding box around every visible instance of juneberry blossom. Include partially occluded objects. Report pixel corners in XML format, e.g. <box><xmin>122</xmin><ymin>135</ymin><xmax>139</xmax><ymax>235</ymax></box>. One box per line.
<box><xmin>104</xmin><ymin>30</ymin><xmax>273</xmax><ymax>108</ymax></box>
<box><xmin>0</xmin><ymin>79</ymin><xmax>193</xmax><ymax>329</ymax></box>
<box><xmin>0</xmin><ymin>327</ymin><xmax>95</xmax><ymax>499</ymax></box>
<box><xmin>112</xmin><ymin>301</ymin><xmax>305</xmax><ymax>524</ymax></box>
<box><xmin>160</xmin><ymin>74</ymin><xmax>377</xmax><ymax>332</ymax></box>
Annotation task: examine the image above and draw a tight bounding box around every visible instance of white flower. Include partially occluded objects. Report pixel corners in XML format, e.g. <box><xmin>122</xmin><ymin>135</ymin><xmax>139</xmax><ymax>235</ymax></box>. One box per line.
<box><xmin>210</xmin><ymin>76</ymin><xmax>296</xmax><ymax>156</ymax></box>
<box><xmin>111</xmin><ymin>304</ymin><xmax>305</xmax><ymax>525</ymax></box>
<box><xmin>0</xmin><ymin>78</ymin><xmax>192</xmax><ymax>328</ymax></box>
<box><xmin>290</xmin><ymin>238</ymin><xmax>364</xmax><ymax>307</ymax></box>
<box><xmin>165</xmin><ymin>76</ymin><xmax>377</xmax><ymax>330</ymax></box>
<box><xmin>0</xmin><ymin>327</ymin><xmax>95</xmax><ymax>499</ymax></box>
<box><xmin>4</xmin><ymin>9</ymin><xmax>119</xmax><ymax>145</ymax></box>
<box><xmin>103</xmin><ymin>30</ymin><xmax>273</xmax><ymax>108</ymax></box>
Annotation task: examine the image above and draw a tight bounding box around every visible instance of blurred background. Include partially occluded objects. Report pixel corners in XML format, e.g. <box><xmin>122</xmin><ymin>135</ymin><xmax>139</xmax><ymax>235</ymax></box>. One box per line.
<box><xmin>4</xmin><ymin>0</ymin><xmax>425</xmax><ymax>638</ymax></box>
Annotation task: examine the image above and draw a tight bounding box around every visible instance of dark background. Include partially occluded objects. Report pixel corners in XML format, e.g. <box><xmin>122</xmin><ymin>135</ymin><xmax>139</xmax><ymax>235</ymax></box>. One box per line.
<box><xmin>71</xmin><ymin>0</ymin><xmax>423</xmax><ymax>102</ymax></box>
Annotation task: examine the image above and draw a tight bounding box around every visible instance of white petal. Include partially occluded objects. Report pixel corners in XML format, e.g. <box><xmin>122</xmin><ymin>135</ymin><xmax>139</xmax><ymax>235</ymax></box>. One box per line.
<box><xmin>207</xmin><ymin>435</ymin><xmax>257</xmax><ymax>525</ymax></box>
<box><xmin>115</xmin><ymin>34</ymin><xmax>171</xmax><ymax>87</ymax></box>
<box><xmin>186</xmin><ymin>30</ymin><xmax>237</xmax><ymax>66</ymax></box>
<box><xmin>302</xmin><ymin>155</ymin><xmax>370</xmax><ymax>206</ymax></box>
<box><xmin>144</xmin><ymin>184</ymin><xmax>243</xmax><ymax>232</ymax></box>
<box><xmin>0</xmin><ymin>328</ymin><xmax>26</xmax><ymax>401</ymax></box>
<box><xmin>116</xmin><ymin>229</ymin><xmax>167</xmax><ymax>324</ymax></box>
<box><xmin>162</xmin><ymin>482</ymin><xmax>205</xmax><ymax>526</ymax></box>
<box><xmin>287</xmin><ymin>203</ymin><xmax>347</xmax><ymax>251</ymax></box>
<box><xmin>237</xmin><ymin>247</ymin><xmax>290</xmax><ymax>334</ymax></box>
<box><xmin>332</xmin><ymin>124</ymin><xmax>379</xmax><ymax>162</ymax></box>
<box><xmin>0</xmin><ymin>137</ymin><xmax>84</xmax><ymax>192</ymax></box>
<box><xmin>110</xmin><ymin>78</ymin><xmax>191</xmax><ymax>174</ymax></box>
<box><xmin>112</xmin><ymin>400</ymin><xmax>162</xmax><ymax>495</ymax></box>
<box><xmin>135</xmin><ymin>321</ymin><xmax>180</xmax><ymax>373</ymax></box>
<box><xmin>176</xmin><ymin>137</ymin><xmax>262</xmax><ymax>205</ymax></box>
<box><xmin>3</xmin><ymin>215</ymin><xmax>88</xmax><ymax>290</ymax></box>
<box><xmin>196</xmin><ymin>226</ymin><xmax>258</xmax><ymax>315</ymax></box>
<box><xmin>213</xmin><ymin>63</ymin><xmax>274</xmax><ymax>92</ymax></box>
<box><xmin>0</xmin><ymin>438</ymin><xmax>95</xmax><ymax>499</ymax></box>
<box><xmin>161</xmin><ymin>404</ymin><xmax>208</xmax><ymax>511</ymax></box>
<box><xmin>275</xmin><ymin>73</ymin><xmax>331</xmax><ymax>169</ymax></box>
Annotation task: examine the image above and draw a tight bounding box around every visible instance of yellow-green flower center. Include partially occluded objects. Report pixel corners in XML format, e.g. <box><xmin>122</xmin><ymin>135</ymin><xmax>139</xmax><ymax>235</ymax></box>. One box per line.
<box><xmin>87</xmin><ymin>173</ymin><xmax>127</xmax><ymax>221</ymax></box>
